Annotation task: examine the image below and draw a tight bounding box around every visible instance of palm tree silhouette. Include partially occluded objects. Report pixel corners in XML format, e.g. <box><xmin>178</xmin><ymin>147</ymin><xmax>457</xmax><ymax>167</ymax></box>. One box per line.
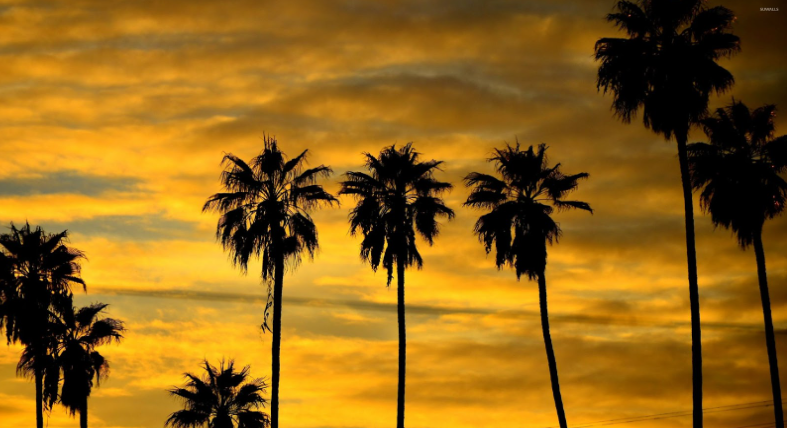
<box><xmin>0</xmin><ymin>223</ymin><xmax>85</xmax><ymax>428</ymax></box>
<box><xmin>339</xmin><ymin>142</ymin><xmax>454</xmax><ymax>428</ymax></box>
<box><xmin>464</xmin><ymin>143</ymin><xmax>591</xmax><ymax>428</ymax></box>
<box><xmin>166</xmin><ymin>359</ymin><xmax>270</xmax><ymax>428</ymax></box>
<box><xmin>56</xmin><ymin>303</ymin><xmax>124</xmax><ymax>428</ymax></box>
<box><xmin>595</xmin><ymin>2</ymin><xmax>739</xmax><ymax>425</ymax></box>
<box><xmin>688</xmin><ymin>100</ymin><xmax>787</xmax><ymax>428</ymax></box>
<box><xmin>203</xmin><ymin>136</ymin><xmax>337</xmax><ymax>428</ymax></box>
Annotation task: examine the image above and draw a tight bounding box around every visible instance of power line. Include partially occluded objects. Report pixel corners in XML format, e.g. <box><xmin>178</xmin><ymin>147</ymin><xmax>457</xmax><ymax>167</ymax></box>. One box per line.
<box><xmin>729</xmin><ymin>421</ymin><xmax>786</xmax><ymax>428</ymax></box>
<box><xmin>574</xmin><ymin>402</ymin><xmax>779</xmax><ymax>427</ymax></box>
<box><xmin>540</xmin><ymin>400</ymin><xmax>784</xmax><ymax>428</ymax></box>
<box><xmin>558</xmin><ymin>401</ymin><xmax>764</xmax><ymax>427</ymax></box>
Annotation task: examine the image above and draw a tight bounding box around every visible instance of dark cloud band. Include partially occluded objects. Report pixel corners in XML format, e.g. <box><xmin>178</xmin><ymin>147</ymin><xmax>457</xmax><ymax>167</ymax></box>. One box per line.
<box><xmin>89</xmin><ymin>286</ymin><xmax>781</xmax><ymax>333</ymax></box>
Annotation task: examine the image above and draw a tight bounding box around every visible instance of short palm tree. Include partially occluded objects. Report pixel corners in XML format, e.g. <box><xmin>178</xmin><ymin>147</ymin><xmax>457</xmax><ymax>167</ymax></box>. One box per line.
<box><xmin>56</xmin><ymin>303</ymin><xmax>125</xmax><ymax>428</ymax></box>
<box><xmin>339</xmin><ymin>142</ymin><xmax>454</xmax><ymax>428</ymax></box>
<box><xmin>464</xmin><ymin>143</ymin><xmax>591</xmax><ymax>428</ymax></box>
<box><xmin>0</xmin><ymin>223</ymin><xmax>85</xmax><ymax>428</ymax></box>
<box><xmin>688</xmin><ymin>100</ymin><xmax>787</xmax><ymax>428</ymax></box>
<box><xmin>203</xmin><ymin>136</ymin><xmax>337</xmax><ymax>428</ymax></box>
<box><xmin>166</xmin><ymin>360</ymin><xmax>270</xmax><ymax>428</ymax></box>
<box><xmin>595</xmin><ymin>2</ymin><xmax>740</xmax><ymax>425</ymax></box>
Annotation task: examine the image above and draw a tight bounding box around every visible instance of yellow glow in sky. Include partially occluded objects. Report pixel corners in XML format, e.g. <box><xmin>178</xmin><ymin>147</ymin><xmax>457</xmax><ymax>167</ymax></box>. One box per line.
<box><xmin>1</xmin><ymin>1</ymin><xmax>786</xmax><ymax>427</ymax></box>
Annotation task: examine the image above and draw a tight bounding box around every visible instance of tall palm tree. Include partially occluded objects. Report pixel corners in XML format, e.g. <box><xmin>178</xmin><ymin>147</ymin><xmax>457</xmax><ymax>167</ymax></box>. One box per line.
<box><xmin>0</xmin><ymin>222</ymin><xmax>85</xmax><ymax>428</ymax></box>
<box><xmin>688</xmin><ymin>100</ymin><xmax>787</xmax><ymax>428</ymax></box>
<box><xmin>464</xmin><ymin>143</ymin><xmax>591</xmax><ymax>428</ymax></box>
<box><xmin>56</xmin><ymin>303</ymin><xmax>125</xmax><ymax>428</ymax></box>
<box><xmin>595</xmin><ymin>2</ymin><xmax>740</xmax><ymax>425</ymax></box>
<box><xmin>339</xmin><ymin>142</ymin><xmax>454</xmax><ymax>428</ymax></box>
<box><xmin>166</xmin><ymin>360</ymin><xmax>270</xmax><ymax>428</ymax></box>
<box><xmin>203</xmin><ymin>136</ymin><xmax>337</xmax><ymax>428</ymax></box>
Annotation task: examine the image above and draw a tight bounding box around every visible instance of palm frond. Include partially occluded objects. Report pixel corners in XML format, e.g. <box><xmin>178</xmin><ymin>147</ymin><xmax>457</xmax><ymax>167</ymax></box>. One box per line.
<box><xmin>689</xmin><ymin>6</ymin><xmax>737</xmax><ymax>39</ymax></box>
<box><xmin>293</xmin><ymin>165</ymin><xmax>333</xmax><ymax>186</ymax></box>
<box><xmin>237</xmin><ymin>410</ymin><xmax>271</xmax><ymax>428</ymax></box>
<box><xmin>165</xmin><ymin>409</ymin><xmax>210</xmax><ymax>428</ymax></box>
<box><xmin>765</xmin><ymin>135</ymin><xmax>787</xmax><ymax>171</ymax></box>
<box><xmin>606</xmin><ymin>1</ymin><xmax>650</xmax><ymax>37</ymax></box>
<box><xmin>282</xmin><ymin>150</ymin><xmax>308</xmax><ymax>177</ymax></box>
<box><xmin>234</xmin><ymin>378</ymin><xmax>268</xmax><ymax>409</ymax></box>
<box><xmin>553</xmin><ymin>200</ymin><xmax>593</xmax><ymax>213</ymax></box>
<box><xmin>413</xmin><ymin>196</ymin><xmax>455</xmax><ymax>244</ymax></box>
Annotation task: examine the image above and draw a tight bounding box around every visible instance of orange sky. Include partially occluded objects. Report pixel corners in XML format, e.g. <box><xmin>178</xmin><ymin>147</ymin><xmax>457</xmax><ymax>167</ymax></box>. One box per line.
<box><xmin>1</xmin><ymin>1</ymin><xmax>787</xmax><ymax>427</ymax></box>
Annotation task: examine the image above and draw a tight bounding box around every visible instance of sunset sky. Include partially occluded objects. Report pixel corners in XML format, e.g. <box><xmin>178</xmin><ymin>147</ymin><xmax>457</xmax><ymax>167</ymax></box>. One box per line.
<box><xmin>1</xmin><ymin>1</ymin><xmax>787</xmax><ymax>427</ymax></box>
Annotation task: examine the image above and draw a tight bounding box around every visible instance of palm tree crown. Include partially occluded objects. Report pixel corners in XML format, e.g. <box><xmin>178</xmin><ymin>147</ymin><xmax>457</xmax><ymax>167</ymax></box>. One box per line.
<box><xmin>688</xmin><ymin>100</ymin><xmax>787</xmax><ymax>245</ymax></box>
<box><xmin>595</xmin><ymin>0</ymin><xmax>740</xmax><ymax>138</ymax></box>
<box><xmin>166</xmin><ymin>360</ymin><xmax>270</xmax><ymax>428</ymax></box>
<box><xmin>339</xmin><ymin>142</ymin><xmax>455</xmax><ymax>284</ymax></box>
<box><xmin>464</xmin><ymin>143</ymin><xmax>592</xmax><ymax>279</ymax></box>
<box><xmin>0</xmin><ymin>223</ymin><xmax>85</xmax><ymax>342</ymax></box>
<box><xmin>57</xmin><ymin>303</ymin><xmax>124</xmax><ymax>425</ymax></box>
<box><xmin>202</xmin><ymin>136</ymin><xmax>337</xmax><ymax>323</ymax></box>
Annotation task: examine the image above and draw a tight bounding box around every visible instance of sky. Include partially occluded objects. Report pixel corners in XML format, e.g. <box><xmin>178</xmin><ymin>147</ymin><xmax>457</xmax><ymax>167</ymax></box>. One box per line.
<box><xmin>1</xmin><ymin>0</ymin><xmax>786</xmax><ymax>427</ymax></box>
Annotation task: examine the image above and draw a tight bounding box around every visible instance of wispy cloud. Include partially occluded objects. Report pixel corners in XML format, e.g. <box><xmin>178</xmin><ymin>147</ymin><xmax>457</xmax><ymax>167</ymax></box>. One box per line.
<box><xmin>89</xmin><ymin>286</ymin><xmax>782</xmax><ymax>333</ymax></box>
<box><xmin>41</xmin><ymin>213</ymin><xmax>200</xmax><ymax>241</ymax></box>
<box><xmin>0</xmin><ymin>170</ymin><xmax>140</xmax><ymax>196</ymax></box>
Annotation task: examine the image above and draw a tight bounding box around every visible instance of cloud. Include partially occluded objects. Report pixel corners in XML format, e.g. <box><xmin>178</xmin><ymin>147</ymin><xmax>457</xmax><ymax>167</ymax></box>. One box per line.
<box><xmin>39</xmin><ymin>213</ymin><xmax>200</xmax><ymax>242</ymax></box>
<box><xmin>0</xmin><ymin>170</ymin><xmax>140</xmax><ymax>196</ymax></box>
<box><xmin>88</xmin><ymin>286</ymin><xmax>784</xmax><ymax>334</ymax></box>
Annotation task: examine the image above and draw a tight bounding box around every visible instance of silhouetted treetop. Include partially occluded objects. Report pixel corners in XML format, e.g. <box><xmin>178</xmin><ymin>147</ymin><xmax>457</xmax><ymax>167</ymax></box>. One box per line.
<box><xmin>689</xmin><ymin>100</ymin><xmax>787</xmax><ymax>247</ymax></box>
<box><xmin>202</xmin><ymin>136</ymin><xmax>338</xmax><ymax>279</ymax></box>
<box><xmin>166</xmin><ymin>359</ymin><xmax>269</xmax><ymax>428</ymax></box>
<box><xmin>595</xmin><ymin>0</ymin><xmax>740</xmax><ymax>138</ymax></box>
<box><xmin>464</xmin><ymin>143</ymin><xmax>591</xmax><ymax>280</ymax></box>
<box><xmin>339</xmin><ymin>142</ymin><xmax>454</xmax><ymax>285</ymax></box>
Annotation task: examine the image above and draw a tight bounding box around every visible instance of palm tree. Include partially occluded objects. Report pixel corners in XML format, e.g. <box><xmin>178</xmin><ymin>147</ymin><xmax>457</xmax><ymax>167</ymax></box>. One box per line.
<box><xmin>56</xmin><ymin>303</ymin><xmax>125</xmax><ymax>428</ymax></box>
<box><xmin>203</xmin><ymin>136</ymin><xmax>337</xmax><ymax>428</ymax></box>
<box><xmin>464</xmin><ymin>143</ymin><xmax>591</xmax><ymax>428</ymax></box>
<box><xmin>339</xmin><ymin>142</ymin><xmax>454</xmax><ymax>428</ymax></box>
<box><xmin>0</xmin><ymin>222</ymin><xmax>86</xmax><ymax>428</ymax></box>
<box><xmin>595</xmin><ymin>2</ymin><xmax>740</xmax><ymax>425</ymax></box>
<box><xmin>166</xmin><ymin>360</ymin><xmax>270</xmax><ymax>428</ymax></box>
<box><xmin>688</xmin><ymin>100</ymin><xmax>787</xmax><ymax>428</ymax></box>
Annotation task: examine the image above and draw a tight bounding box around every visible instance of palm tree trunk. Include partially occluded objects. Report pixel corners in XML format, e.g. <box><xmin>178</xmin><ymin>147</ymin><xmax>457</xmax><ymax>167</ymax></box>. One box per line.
<box><xmin>271</xmin><ymin>253</ymin><xmax>285</xmax><ymax>428</ymax></box>
<box><xmin>35</xmin><ymin>369</ymin><xmax>44</xmax><ymax>428</ymax></box>
<box><xmin>677</xmin><ymin>135</ymin><xmax>703</xmax><ymax>428</ymax></box>
<box><xmin>396</xmin><ymin>260</ymin><xmax>406</xmax><ymax>428</ymax></box>
<box><xmin>537</xmin><ymin>272</ymin><xmax>568</xmax><ymax>428</ymax></box>
<box><xmin>80</xmin><ymin>398</ymin><xmax>88</xmax><ymax>428</ymax></box>
<box><xmin>753</xmin><ymin>231</ymin><xmax>784</xmax><ymax>428</ymax></box>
